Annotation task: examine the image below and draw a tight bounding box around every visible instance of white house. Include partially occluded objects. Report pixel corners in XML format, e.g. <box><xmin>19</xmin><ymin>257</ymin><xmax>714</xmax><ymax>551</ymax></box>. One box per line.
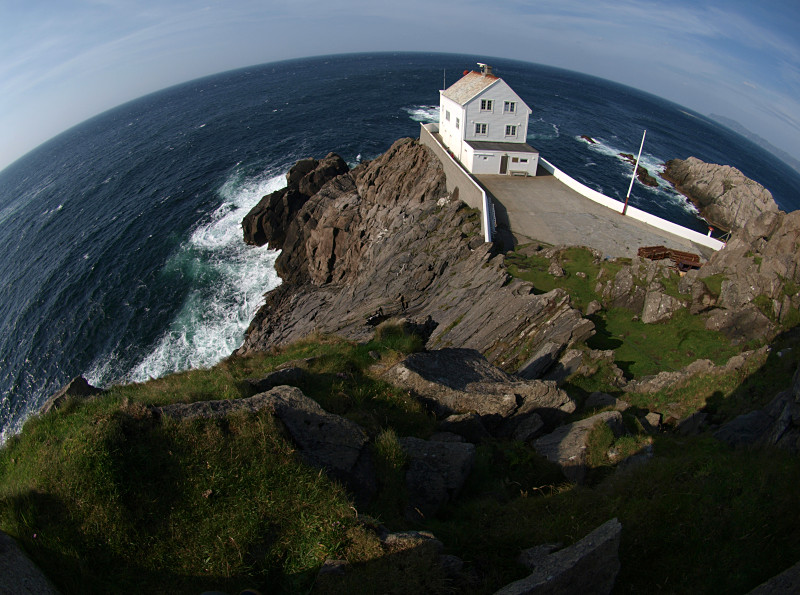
<box><xmin>439</xmin><ymin>63</ymin><xmax>539</xmax><ymax>176</ymax></box>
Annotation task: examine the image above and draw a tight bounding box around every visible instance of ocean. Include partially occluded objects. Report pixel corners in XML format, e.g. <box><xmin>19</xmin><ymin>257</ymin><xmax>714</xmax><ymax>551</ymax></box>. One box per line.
<box><xmin>1</xmin><ymin>52</ymin><xmax>799</xmax><ymax>442</ymax></box>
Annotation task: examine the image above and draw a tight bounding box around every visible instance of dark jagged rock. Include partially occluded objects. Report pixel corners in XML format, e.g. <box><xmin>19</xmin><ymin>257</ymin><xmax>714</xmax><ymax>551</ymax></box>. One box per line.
<box><xmin>662</xmin><ymin>156</ymin><xmax>779</xmax><ymax>231</ymax></box>
<box><xmin>494</xmin><ymin>518</ymin><xmax>622</xmax><ymax>595</ymax></box>
<box><xmin>619</xmin><ymin>153</ymin><xmax>658</xmax><ymax>187</ymax></box>
<box><xmin>241</xmin><ymin>152</ymin><xmax>349</xmax><ymax>248</ymax></box>
<box><xmin>40</xmin><ymin>376</ymin><xmax>103</xmax><ymax>415</ymax></box>
<box><xmin>238</xmin><ymin>138</ymin><xmax>593</xmax><ymax>372</ymax></box>
<box><xmin>382</xmin><ymin>348</ymin><xmax>576</xmax><ymax>432</ymax></box>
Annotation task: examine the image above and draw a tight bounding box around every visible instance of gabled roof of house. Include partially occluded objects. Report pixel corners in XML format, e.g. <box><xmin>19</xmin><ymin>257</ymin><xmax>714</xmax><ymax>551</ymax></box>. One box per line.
<box><xmin>441</xmin><ymin>71</ymin><xmax>500</xmax><ymax>105</ymax></box>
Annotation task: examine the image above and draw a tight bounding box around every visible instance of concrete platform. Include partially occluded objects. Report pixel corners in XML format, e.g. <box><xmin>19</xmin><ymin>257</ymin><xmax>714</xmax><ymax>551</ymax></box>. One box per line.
<box><xmin>477</xmin><ymin>171</ymin><xmax>713</xmax><ymax>259</ymax></box>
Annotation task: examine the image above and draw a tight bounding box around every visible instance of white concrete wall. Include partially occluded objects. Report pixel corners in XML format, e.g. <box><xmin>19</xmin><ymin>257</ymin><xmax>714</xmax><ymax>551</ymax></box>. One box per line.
<box><xmin>539</xmin><ymin>158</ymin><xmax>724</xmax><ymax>251</ymax></box>
<box><xmin>465</xmin><ymin>148</ymin><xmax>538</xmax><ymax>176</ymax></box>
<box><xmin>420</xmin><ymin>123</ymin><xmax>493</xmax><ymax>243</ymax></box>
<box><xmin>464</xmin><ymin>80</ymin><xmax>531</xmax><ymax>143</ymax></box>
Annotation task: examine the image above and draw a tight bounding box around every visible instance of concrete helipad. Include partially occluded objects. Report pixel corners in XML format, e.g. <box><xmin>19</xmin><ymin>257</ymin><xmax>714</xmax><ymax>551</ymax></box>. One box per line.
<box><xmin>477</xmin><ymin>171</ymin><xmax>713</xmax><ymax>259</ymax></box>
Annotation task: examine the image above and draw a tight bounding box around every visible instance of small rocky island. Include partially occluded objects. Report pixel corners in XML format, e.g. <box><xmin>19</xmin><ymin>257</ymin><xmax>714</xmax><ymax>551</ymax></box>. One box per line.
<box><xmin>618</xmin><ymin>152</ymin><xmax>658</xmax><ymax>187</ymax></box>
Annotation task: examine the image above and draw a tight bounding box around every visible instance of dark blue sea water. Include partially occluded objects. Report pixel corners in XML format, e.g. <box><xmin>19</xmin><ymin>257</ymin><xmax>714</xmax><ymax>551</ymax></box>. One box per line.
<box><xmin>1</xmin><ymin>52</ymin><xmax>798</xmax><ymax>441</ymax></box>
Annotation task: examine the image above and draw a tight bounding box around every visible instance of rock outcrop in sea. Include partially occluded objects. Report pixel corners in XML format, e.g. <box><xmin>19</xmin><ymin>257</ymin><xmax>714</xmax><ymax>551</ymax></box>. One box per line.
<box><xmin>662</xmin><ymin>156</ymin><xmax>779</xmax><ymax>232</ymax></box>
<box><xmin>238</xmin><ymin>138</ymin><xmax>594</xmax><ymax>374</ymax></box>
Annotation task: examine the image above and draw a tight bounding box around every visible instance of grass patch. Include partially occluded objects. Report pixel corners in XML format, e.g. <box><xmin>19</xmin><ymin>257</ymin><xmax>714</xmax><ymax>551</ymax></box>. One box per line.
<box><xmin>505</xmin><ymin>246</ymin><xmax>601</xmax><ymax>310</ymax></box>
<box><xmin>588</xmin><ymin>308</ymin><xmax>741</xmax><ymax>379</ymax></box>
<box><xmin>701</xmin><ymin>273</ymin><xmax>726</xmax><ymax>297</ymax></box>
<box><xmin>0</xmin><ymin>326</ymin><xmax>435</xmax><ymax>594</ymax></box>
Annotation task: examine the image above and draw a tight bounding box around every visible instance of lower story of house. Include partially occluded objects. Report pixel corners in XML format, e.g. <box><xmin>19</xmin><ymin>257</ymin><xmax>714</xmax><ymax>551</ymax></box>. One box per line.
<box><xmin>463</xmin><ymin>139</ymin><xmax>539</xmax><ymax>176</ymax></box>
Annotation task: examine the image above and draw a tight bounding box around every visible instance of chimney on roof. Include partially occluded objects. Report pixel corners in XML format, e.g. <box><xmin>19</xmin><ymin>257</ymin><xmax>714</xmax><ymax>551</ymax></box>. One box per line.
<box><xmin>477</xmin><ymin>62</ymin><xmax>493</xmax><ymax>76</ymax></box>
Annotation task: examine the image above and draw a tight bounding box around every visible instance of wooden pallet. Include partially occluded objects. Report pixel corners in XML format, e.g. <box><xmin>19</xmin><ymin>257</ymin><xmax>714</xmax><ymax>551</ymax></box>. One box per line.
<box><xmin>638</xmin><ymin>245</ymin><xmax>701</xmax><ymax>270</ymax></box>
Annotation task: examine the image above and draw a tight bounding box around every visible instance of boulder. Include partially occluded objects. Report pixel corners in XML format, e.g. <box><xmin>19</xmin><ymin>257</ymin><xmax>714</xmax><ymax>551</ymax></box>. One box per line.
<box><xmin>40</xmin><ymin>376</ymin><xmax>103</xmax><ymax>415</ymax></box>
<box><xmin>383</xmin><ymin>349</ymin><xmax>575</xmax><ymax>432</ymax></box>
<box><xmin>517</xmin><ymin>341</ymin><xmax>564</xmax><ymax>380</ymax></box>
<box><xmin>585</xmin><ymin>300</ymin><xmax>602</xmax><ymax>316</ymax></box>
<box><xmin>705</xmin><ymin>306</ymin><xmax>775</xmax><ymax>344</ymax></box>
<box><xmin>714</xmin><ymin>410</ymin><xmax>776</xmax><ymax>447</ymax></box>
<box><xmin>533</xmin><ymin>411</ymin><xmax>625</xmax><ymax>484</ymax></box>
<box><xmin>494</xmin><ymin>518</ymin><xmax>622</xmax><ymax>595</ymax></box>
<box><xmin>640</xmin><ymin>412</ymin><xmax>662</xmax><ymax>433</ymax></box>
<box><xmin>0</xmin><ymin>530</ymin><xmax>61</xmax><ymax>594</ymax></box>
<box><xmin>510</xmin><ymin>413</ymin><xmax>546</xmax><ymax>443</ymax></box>
<box><xmin>541</xmin><ymin>349</ymin><xmax>585</xmax><ymax>385</ymax></box>
<box><xmin>399</xmin><ymin>437</ymin><xmax>475</xmax><ymax>520</ymax></box>
<box><xmin>641</xmin><ymin>290</ymin><xmax>684</xmax><ymax>324</ymax></box>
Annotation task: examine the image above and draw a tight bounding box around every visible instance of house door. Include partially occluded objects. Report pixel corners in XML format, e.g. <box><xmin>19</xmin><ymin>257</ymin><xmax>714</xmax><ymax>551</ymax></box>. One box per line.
<box><xmin>499</xmin><ymin>155</ymin><xmax>508</xmax><ymax>174</ymax></box>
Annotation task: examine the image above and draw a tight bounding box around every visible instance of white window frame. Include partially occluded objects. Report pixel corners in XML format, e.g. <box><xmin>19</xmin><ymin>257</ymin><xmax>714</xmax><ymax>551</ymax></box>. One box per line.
<box><xmin>504</xmin><ymin>101</ymin><xmax>516</xmax><ymax>113</ymax></box>
<box><xmin>505</xmin><ymin>125</ymin><xmax>517</xmax><ymax>137</ymax></box>
<box><xmin>475</xmin><ymin>123</ymin><xmax>488</xmax><ymax>135</ymax></box>
<box><xmin>455</xmin><ymin>117</ymin><xmax>460</xmax><ymax>129</ymax></box>
<box><xmin>480</xmin><ymin>99</ymin><xmax>493</xmax><ymax>111</ymax></box>
<box><xmin>445</xmin><ymin>110</ymin><xmax>451</xmax><ymax>121</ymax></box>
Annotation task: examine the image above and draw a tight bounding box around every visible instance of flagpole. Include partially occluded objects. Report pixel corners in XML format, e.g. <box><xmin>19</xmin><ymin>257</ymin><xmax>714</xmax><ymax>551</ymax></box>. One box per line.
<box><xmin>622</xmin><ymin>129</ymin><xmax>646</xmax><ymax>216</ymax></box>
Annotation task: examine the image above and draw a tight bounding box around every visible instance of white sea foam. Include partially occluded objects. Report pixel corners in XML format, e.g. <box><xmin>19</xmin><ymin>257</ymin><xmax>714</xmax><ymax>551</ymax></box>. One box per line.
<box><xmin>576</xmin><ymin>135</ymin><xmax>700</xmax><ymax>215</ymax></box>
<box><xmin>404</xmin><ymin>105</ymin><xmax>440</xmax><ymax>123</ymax></box>
<box><xmin>95</xmin><ymin>169</ymin><xmax>286</xmax><ymax>385</ymax></box>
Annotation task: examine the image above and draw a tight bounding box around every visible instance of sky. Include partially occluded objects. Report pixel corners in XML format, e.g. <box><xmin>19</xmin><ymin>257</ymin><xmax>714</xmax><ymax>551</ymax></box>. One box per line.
<box><xmin>1</xmin><ymin>0</ymin><xmax>799</xmax><ymax>172</ymax></box>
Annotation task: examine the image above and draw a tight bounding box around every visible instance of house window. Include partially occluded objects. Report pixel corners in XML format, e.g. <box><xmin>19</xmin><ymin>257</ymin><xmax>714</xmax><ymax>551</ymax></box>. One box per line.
<box><xmin>445</xmin><ymin>110</ymin><xmax>451</xmax><ymax>121</ymax></box>
<box><xmin>520</xmin><ymin>158</ymin><xmax>528</xmax><ymax>163</ymax></box>
<box><xmin>480</xmin><ymin>99</ymin><xmax>493</xmax><ymax>111</ymax></box>
<box><xmin>455</xmin><ymin>117</ymin><xmax>460</xmax><ymax>129</ymax></box>
<box><xmin>475</xmin><ymin>123</ymin><xmax>487</xmax><ymax>135</ymax></box>
<box><xmin>504</xmin><ymin>101</ymin><xmax>516</xmax><ymax>113</ymax></box>
<box><xmin>505</xmin><ymin>125</ymin><xmax>517</xmax><ymax>136</ymax></box>
<box><xmin>512</xmin><ymin>157</ymin><xmax>519</xmax><ymax>163</ymax></box>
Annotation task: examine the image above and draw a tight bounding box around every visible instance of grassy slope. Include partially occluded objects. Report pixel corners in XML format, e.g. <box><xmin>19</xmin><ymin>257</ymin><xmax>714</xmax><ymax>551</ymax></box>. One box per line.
<box><xmin>2</xmin><ymin>250</ymin><xmax>800</xmax><ymax>594</ymax></box>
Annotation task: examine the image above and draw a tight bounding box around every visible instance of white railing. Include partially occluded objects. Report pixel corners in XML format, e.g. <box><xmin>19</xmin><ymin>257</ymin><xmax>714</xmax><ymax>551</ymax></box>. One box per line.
<box><xmin>539</xmin><ymin>158</ymin><xmax>725</xmax><ymax>251</ymax></box>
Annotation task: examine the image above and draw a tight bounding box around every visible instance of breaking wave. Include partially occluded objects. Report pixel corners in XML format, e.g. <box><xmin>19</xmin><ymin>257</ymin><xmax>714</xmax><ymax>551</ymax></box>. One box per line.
<box><xmin>87</xmin><ymin>169</ymin><xmax>285</xmax><ymax>385</ymax></box>
<box><xmin>403</xmin><ymin>105</ymin><xmax>440</xmax><ymax>123</ymax></box>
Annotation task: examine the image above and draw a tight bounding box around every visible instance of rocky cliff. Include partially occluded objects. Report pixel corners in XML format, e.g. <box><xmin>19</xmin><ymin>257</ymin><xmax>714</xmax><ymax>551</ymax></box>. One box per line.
<box><xmin>662</xmin><ymin>156</ymin><xmax>779</xmax><ymax>231</ymax></box>
<box><xmin>238</xmin><ymin>138</ymin><xmax>593</xmax><ymax>374</ymax></box>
